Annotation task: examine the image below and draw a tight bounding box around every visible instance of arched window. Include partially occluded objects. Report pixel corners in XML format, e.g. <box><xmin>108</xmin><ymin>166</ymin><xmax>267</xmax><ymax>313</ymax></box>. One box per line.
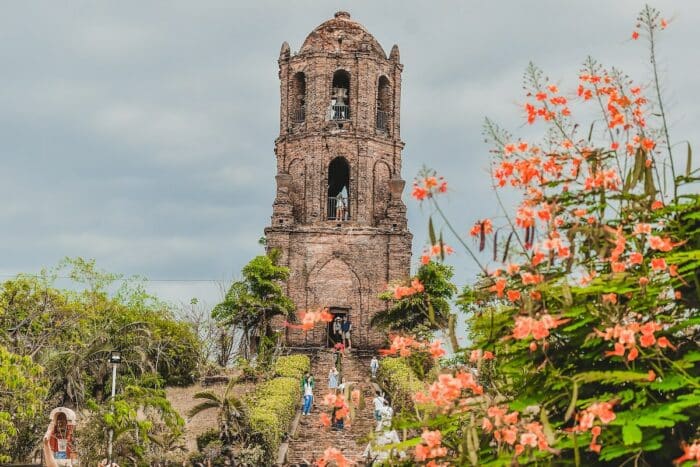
<box><xmin>327</xmin><ymin>157</ymin><xmax>350</xmax><ymax>220</ymax></box>
<box><xmin>291</xmin><ymin>72</ymin><xmax>306</xmax><ymax>123</ymax></box>
<box><xmin>330</xmin><ymin>70</ymin><xmax>350</xmax><ymax>121</ymax></box>
<box><xmin>376</xmin><ymin>76</ymin><xmax>391</xmax><ymax>131</ymax></box>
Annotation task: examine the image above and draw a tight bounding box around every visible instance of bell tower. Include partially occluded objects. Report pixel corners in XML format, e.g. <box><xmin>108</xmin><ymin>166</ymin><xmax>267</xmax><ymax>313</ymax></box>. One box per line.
<box><xmin>265</xmin><ymin>11</ymin><xmax>412</xmax><ymax>348</ymax></box>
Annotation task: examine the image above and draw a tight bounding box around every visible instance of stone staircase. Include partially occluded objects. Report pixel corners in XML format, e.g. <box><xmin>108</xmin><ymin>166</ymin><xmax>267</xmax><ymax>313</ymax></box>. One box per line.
<box><xmin>285</xmin><ymin>350</ymin><xmax>376</xmax><ymax>465</ymax></box>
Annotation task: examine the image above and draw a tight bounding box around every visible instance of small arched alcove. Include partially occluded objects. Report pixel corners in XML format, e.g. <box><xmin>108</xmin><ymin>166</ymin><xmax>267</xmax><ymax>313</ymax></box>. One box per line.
<box><xmin>291</xmin><ymin>72</ymin><xmax>306</xmax><ymax>123</ymax></box>
<box><xmin>330</xmin><ymin>70</ymin><xmax>351</xmax><ymax>121</ymax></box>
<box><xmin>376</xmin><ymin>75</ymin><xmax>391</xmax><ymax>131</ymax></box>
<box><xmin>327</xmin><ymin>157</ymin><xmax>350</xmax><ymax>220</ymax></box>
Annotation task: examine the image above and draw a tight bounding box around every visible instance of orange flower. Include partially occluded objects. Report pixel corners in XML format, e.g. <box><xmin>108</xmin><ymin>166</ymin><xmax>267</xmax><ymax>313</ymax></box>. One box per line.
<box><xmin>316</xmin><ymin>447</ymin><xmax>350</xmax><ymax>467</ymax></box>
<box><xmin>673</xmin><ymin>440</ymin><xmax>700</xmax><ymax>465</ymax></box>
<box><xmin>611</xmin><ymin>261</ymin><xmax>626</xmax><ymax>273</ymax></box>
<box><xmin>628</xmin><ymin>252</ymin><xmax>643</xmax><ymax>265</ymax></box>
<box><xmin>521</xmin><ymin>272</ymin><xmax>544</xmax><ymax>285</ymax></box>
<box><xmin>490</xmin><ymin>278</ymin><xmax>507</xmax><ymax>298</ymax></box>
<box><xmin>506</xmin><ymin>263</ymin><xmax>521</xmax><ymax>275</ymax></box>
<box><xmin>319</xmin><ymin>412</ymin><xmax>331</xmax><ymax>428</ymax></box>
<box><xmin>470</xmin><ymin>219</ymin><xmax>494</xmax><ymax>237</ymax></box>
<box><xmin>429</xmin><ymin>340</ymin><xmax>446</xmax><ymax>359</ymax></box>
<box><xmin>651</xmin><ymin>258</ymin><xmax>667</xmax><ymax>271</ymax></box>
<box><xmin>657</xmin><ymin>336</ymin><xmax>675</xmax><ymax>350</ymax></box>
<box><xmin>648</xmin><ymin>235</ymin><xmax>677</xmax><ymax>252</ymax></box>
<box><xmin>651</xmin><ymin>200</ymin><xmax>664</xmax><ymax>210</ymax></box>
<box><xmin>411</xmin><ymin>278</ymin><xmax>425</xmax><ymax>293</ymax></box>
<box><xmin>507</xmin><ymin>289</ymin><xmax>521</xmax><ymax>302</ymax></box>
<box><xmin>602</xmin><ymin>293</ymin><xmax>617</xmax><ymax>304</ymax></box>
<box><xmin>633</xmin><ymin>223</ymin><xmax>652</xmax><ymax>235</ymax></box>
<box><xmin>632</xmin><ymin>31</ymin><xmax>640</xmax><ymax>40</ymax></box>
<box><xmin>412</xmin><ymin>185</ymin><xmax>428</xmax><ymax>201</ymax></box>
<box><xmin>589</xmin><ymin>425</ymin><xmax>602</xmax><ymax>453</ymax></box>
<box><xmin>319</xmin><ymin>308</ymin><xmax>334</xmax><ymax>323</ymax></box>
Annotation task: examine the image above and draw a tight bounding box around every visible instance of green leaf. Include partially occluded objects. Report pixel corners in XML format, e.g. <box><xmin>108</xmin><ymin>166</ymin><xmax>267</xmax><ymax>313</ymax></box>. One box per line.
<box><xmin>564</xmin><ymin>380</ymin><xmax>578</xmax><ymax>421</ymax></box>
<box><xmin>428</xmin><ymin>216</ymin><xmax>436</xmax><ymax>246</ymax></box>
<box><xmin>687</xmin><ymin>142</ymin><xmax>692</xmax><ymax>178</ymax></box>
<box><xmin>622</xmin><ymin>424</ymin><xmax>642</xmax><ymax>445</ymax></box>
<box><xmin>649</xmin><ymin>374</ymin><xmax>687</xmax><ymax>391</ymax></box>
<box><xmin>573</xmin><ymin>371</ymin><xmax>650</xmax><ymax>384</ymax></box>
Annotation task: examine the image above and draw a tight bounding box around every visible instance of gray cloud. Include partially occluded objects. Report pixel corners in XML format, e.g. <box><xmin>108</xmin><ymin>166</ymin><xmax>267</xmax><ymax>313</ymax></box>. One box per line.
<box><xmin>0</xmin><ymin>0</ymin><xmax>697</xmax><ymax>307</ymax></box>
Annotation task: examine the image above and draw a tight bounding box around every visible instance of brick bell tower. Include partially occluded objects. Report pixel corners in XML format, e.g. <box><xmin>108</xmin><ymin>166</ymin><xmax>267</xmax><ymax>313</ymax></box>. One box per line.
<box><xmin>265</xmin><ymin>11</ymin><xmax>412</xmax><ymax>349</ymax></box>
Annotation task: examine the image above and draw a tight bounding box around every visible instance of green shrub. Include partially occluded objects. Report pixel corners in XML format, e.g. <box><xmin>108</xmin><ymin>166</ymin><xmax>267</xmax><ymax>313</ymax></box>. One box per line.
<box><xmin>196</xmin><ymin>428</ymin><xmax>220</xmax><ymax>451</ymax></box>
<box><xmin>246</xmin><ymin>376</ymin><xmax>300</xmax><ymax>463</ymax></box>
<box><xmin>377</xmin><ymin>357</ymin><xmax>425</xmax><ymax>413</ymax></box>
<box><xmin>273</xmin><ymin>354</ymin><xmax>310</xmax><ymax>379</ymax></box>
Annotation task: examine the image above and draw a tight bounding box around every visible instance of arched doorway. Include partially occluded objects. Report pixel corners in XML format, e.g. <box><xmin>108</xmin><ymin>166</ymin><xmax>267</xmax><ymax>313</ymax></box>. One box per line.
<box><xmin>327</xmin><ymin>157</ymin><xmax>350</xmax><ymax>220</ymax></box>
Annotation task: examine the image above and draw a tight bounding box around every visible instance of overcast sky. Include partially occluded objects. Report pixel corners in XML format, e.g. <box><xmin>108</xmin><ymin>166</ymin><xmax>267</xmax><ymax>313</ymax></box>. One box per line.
<box><xmin>1</xmin><ymin>1</ymin><xmax>697</xmax><ymax>308</ymax></box>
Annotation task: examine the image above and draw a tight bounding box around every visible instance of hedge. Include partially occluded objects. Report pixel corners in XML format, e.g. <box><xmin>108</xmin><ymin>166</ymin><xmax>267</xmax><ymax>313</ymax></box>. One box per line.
<box><xmin>273</xmin><ymin>354</ymin><xmax>310</xmax><ymax>380</ymax></box>
<box><xmin>377</xmin><ymin>357</ymin><xmax>425</xmax><ymax>413</ymax></box>
<box><xmin>246</xmin><ymin>375</ymin><xmax>301</xmax><ymax>464</ymax></box>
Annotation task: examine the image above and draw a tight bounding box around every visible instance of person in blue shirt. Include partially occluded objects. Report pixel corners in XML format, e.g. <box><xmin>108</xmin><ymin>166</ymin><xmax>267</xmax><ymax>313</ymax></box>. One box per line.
<box><xmin>341</xmin><ymin>316</ymin><xmax>353</xmax><ymax>350</ymax></box>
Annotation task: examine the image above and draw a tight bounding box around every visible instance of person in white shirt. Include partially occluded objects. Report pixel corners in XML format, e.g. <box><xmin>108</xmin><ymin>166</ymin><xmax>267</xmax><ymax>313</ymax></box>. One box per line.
<box><xmin>372</xmin><ymin>391</ymin><xmax>385</xmax><ymax>426</ymax></box>
<box><xmin>362</xmin><ymin>427</ymin><xmax>402</xmax><ymax>464</ymax></box>
<box><xmin>370</xmin><ymin>356</ymin><xmax>379</xmax><ymax>379</ymax></box>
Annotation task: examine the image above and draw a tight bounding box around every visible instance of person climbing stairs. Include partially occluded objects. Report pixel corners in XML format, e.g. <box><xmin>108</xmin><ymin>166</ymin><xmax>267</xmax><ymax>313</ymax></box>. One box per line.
<box><xmin>285</xmin><ymin>350</ymin><xmax>376</xmax><ymax>465</ymax></box>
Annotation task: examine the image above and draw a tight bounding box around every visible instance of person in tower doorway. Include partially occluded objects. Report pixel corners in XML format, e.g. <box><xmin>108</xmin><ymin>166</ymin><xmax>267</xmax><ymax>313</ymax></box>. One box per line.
<box><xmin>370</xmin><ymin>356</ymin><xmax>379</xmax><ymax>379</ymax></box>
<box><xmin>301</xmin><ymin>373</ymin><xmax>315</xmax><ymax>415</ymax></box>
<box><xmin>335</xmin><ymin>192</ymin><xmax>345</xmax><ymax>220</ymax></box>
<box><xmin>332</xmin><ymin>316</ymin><xmax>342</xmax><ymax>344</ymax></box>
<box><xmin>341</xmin><ymin>315</ymin><xmax>352</xmax><ymax>349</ymax></box>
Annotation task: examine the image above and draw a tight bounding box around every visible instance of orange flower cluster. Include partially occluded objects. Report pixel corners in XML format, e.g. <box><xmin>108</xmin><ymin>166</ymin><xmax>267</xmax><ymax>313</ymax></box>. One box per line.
<box><xmin>322</xmin><ymin>393</ymin><xmax>349</xmax><ymax>421</ymax></box>
<box><xmin>583</xmin><ymin>167</ymin><xmax>621</xmax><ymax>191</ymax></box>
<box><xmin>482</xmin><ymin>406</ymin><xmax>552</xmax><ymax>455</ymax></box>
<box><xmin>412</xmin><ymin>175</ymin><xmax>447</xmax><ymax>201</ymax></box>
<box><xmin>390</xmin><ymin>277</ymin><xmax>425</xmax><ymax>299</ymax></box>
<box><xmin>512</xmin><ymin>314</ymin><xmax>569</xmax><ymax>341</ymax></box>
<box><xmin>380</xmin><ymin>335</ymin><xmax>446</xmax><ymax>359</ymax></box>
<box><xmin>286</xmin><ymin>308</ymin><xmax>333</xmax><ymax>331</ymax></box>
<box><xmin>648</xmin><ymin>235</ymin><xmax>681</xmax><ymax>252</ymax></box>
<box><xmin>469</xmin><ymin>218</ymin><xmax>493</xmax><ymax>237</ymax></box>
<box><xmin>316</xmin><ymin>447</ymin><xmax>351</xmax><ymax>467</ymax></box>
<box><xmin>596</xmin><ymin>321</ymin><xmax>675</xmax><ymax>361</ymax></box>
<box><xmin>573</xmin><ymin>401</ymin><xmax>616</xmax><ymax>453</ymax></box>
<box><xmin>420</xmin><ymin>243</ymin><xmax>455</xmax><ymax>265</ymax></box>
<box><xmin>413</xmin><ymin>371</ymin><xmax>483</xmax><ymax>407</ymax></box>
<box><xmin>414</xmin><ymin>430</ymin><xmax>447</xmax><ymax>465</ymax></box>
<box><xmin>578</xmin><ymin>73</ymin><xmax>649</xmax><ymax>132</ymax></box>
<box><xmin>469</xmin><ymin>349</ymin><xmax>495</xmax><ymax>362</ymax></box>
<box><xmin>673</xmin><ymin>439</ymin><xmax>700</xmax><ymax>466</ymax></box>
<box><xmin>524</xmin><ymin>84</ymin><xmax>570</xmax><ymax>125</ymax></box>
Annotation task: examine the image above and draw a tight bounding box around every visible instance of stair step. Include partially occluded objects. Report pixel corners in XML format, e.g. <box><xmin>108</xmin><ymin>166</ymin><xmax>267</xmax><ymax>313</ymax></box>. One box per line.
<box><xmin>284</xmin><ymin>350</ymin><xmax>377</xmax><ymax>465</ymax></box>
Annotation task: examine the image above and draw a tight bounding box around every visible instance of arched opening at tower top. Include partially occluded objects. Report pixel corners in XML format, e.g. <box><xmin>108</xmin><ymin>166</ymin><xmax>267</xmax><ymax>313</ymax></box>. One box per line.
<box><xmin>330</xmin><ymin>70</ymin><xmax>350</xmax><ymax>120</ymax></box>
<box><xmin>327</xmin><ymin>157</ymin><xmax>350</xmax><ymax>220</ymax></box>
<box><xmin>376</xmin><ymin>76</ymin><xmax>391</xmax><ymax>131</ymax></box>
<box><xmin>291</xmin><ymin>72</ymin><xmax>306</xmax><ymax>123</ymax></box>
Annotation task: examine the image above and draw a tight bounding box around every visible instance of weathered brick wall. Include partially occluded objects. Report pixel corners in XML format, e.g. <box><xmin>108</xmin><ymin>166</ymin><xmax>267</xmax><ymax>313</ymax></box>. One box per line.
<box><xmin>266</xmin><ymin>12</ymin><xmax>411</xmax><ymax>350</ymax></box>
